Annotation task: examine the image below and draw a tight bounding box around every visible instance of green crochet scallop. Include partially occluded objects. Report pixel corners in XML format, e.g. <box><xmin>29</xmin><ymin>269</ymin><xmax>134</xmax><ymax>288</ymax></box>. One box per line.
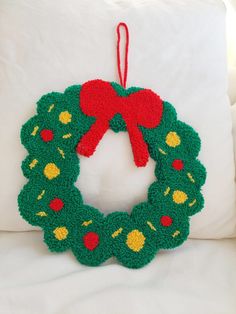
<box><xmin>18</xmin><ymin>80</ymin><xmax>206</xmax><ymax>269</ymax></box>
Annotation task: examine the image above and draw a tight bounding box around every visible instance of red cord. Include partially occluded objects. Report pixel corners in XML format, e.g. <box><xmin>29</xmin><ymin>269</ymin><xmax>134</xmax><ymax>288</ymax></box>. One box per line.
<box><xmin>116</xmin><ymin>22</ymin><xmax>129</xmax><ymax>89</ymax></box>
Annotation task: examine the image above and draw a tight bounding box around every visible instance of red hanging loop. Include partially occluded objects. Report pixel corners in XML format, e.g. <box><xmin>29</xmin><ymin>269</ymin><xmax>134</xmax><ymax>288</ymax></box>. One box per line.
<box><xmin>116</xmin><ymin>22</ymin><xmax>129</xmax><ymax>89</ymax></box>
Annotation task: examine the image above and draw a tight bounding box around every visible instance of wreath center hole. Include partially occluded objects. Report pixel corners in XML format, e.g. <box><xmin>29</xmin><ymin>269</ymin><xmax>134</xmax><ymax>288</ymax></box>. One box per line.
<box><xmin>76</xmin><ymin>130</ymin><xmax>156</xmax><ymax>214</ymax></box>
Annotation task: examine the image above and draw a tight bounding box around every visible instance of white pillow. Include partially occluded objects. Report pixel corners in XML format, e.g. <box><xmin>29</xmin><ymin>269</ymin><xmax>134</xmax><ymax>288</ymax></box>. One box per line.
<box><xmin>231</xmin><ymin>103</ymin><xmax>236</xmax><ymax>163</ymax></box>
<box><xmin>228</xmin><ymin>67</ymin><xmax>236</xmax><ymax>104</ymax></box>
<box><xmin>0</xmin><ymin>0</ymin><xmax>235</xmax><ymax>238</ymax></box>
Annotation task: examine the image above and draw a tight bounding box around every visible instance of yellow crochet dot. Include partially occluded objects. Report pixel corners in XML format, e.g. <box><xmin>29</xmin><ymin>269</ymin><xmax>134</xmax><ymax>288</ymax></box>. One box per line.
<box><xmin>59</xmin><ymin>111</ymin><xmax>72</xmax><ymax>124</ymax></box>
<box><xmin>165</xmin><ymin>131</ymin><xmax>181</xmax><ymax>147</ymax></box>
<box><xmin>173</xmin><ymin>190</ymin><xmax>188</xmax><ymax>204</ymax></box>
<box><xmin>53</xmin><ymin>227</ymin><xmax>68</xmax><ymax>241</ymax></box>
<box><xmin>43</xmin><ymin>163</ymin><xmax>60</xmax><ymax>180</ymax></box>
<box><xmin>126</xmin><ymin>229</ymin><xmax>146</xmax><ymax>252</ymax></box>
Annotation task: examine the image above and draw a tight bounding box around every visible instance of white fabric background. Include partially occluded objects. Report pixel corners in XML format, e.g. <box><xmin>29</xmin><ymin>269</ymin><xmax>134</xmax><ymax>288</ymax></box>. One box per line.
<box><xmin>0</xmin><ymin>0</ymin><xmax>235</xmax><ymax>238</ymax></box>
<box><xmin>228</xmin><ymin>68</ymin><xmax>236</xmax><ymax>103</ymax></box>
<box><xmin>0</xmin><ymin>231</ymin><xmax>235</xmax><ymax>314</ymax></box>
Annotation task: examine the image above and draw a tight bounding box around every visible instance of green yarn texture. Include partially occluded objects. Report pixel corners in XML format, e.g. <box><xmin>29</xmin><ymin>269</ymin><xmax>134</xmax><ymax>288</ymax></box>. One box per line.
<box><xmin>18</xmin><ymin>80</ymin><xmax>206</xmax><ymax>269</ymax></box>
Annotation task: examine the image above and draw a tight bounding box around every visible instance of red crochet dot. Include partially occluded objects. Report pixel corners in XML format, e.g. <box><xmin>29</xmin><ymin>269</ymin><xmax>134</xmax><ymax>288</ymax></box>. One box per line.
<box><xmin>40</xmin><ymin>129</ymin><xmax>54</xmax><ymax>142</ymax></box>
<box><xmin>49</xmin><ymin>198</ymin><xmax>64</xmax><ymax>212</ymax></box>
<box><xmin>160</xmin><ymin>216</ymin><xmax>173</xmax><ymax>227</ymax></box>
<box><xmin>172</xmin><ymin>159</ymin><xmax>184</xmax><ymax>171</ymax></box>
<box><xmin>83</xmin><ymin>232</ymin><xmax>99</xmax><ymax>251</ymax></box>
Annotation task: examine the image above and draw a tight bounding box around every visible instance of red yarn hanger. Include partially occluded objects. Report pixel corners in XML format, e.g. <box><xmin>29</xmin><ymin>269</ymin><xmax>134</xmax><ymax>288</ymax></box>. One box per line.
<box><xmin>116</xmin><ymin>22</ymin><xmax>129</xmax><ymax>88</ymax></box>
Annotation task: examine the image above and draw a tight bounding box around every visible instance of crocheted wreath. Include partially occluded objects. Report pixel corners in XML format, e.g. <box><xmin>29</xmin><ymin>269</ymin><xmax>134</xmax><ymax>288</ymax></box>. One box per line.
<box><xmin>18</xmin><ymin>79</ymin><xmax>206</xmax><ymax>268</ymax></box>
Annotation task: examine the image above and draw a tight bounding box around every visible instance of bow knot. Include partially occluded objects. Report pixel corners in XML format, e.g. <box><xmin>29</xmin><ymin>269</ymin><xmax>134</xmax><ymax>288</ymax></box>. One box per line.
<box><xmin>77</xmin><ymin>80</ymin><xmax>163</xmax><ymax>167</ymax></box>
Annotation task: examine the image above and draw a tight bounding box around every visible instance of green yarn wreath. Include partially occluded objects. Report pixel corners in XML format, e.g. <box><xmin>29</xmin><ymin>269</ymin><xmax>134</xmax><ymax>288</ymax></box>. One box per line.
<box><xmin>18</xmin><ymin>80</ymin><xmax>206</xmax><ymax>269</ymax></box>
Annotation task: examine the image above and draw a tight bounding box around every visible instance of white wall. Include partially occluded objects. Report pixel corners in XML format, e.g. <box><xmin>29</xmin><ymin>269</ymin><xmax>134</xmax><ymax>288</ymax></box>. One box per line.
<box><xmin>225</xmin><ymin>0</ymin><xmax>236</xmax><ymax>67</ymax></box>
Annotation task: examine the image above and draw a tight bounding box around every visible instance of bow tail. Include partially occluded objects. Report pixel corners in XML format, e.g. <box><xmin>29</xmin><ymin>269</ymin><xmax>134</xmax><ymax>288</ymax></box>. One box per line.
<box><xmin>126</xmin><ymin>122</ymin><xmax>149</xmax><ymax>167</ymax></box>
<box><xmin>77</xmin><ymin>119</ymin><xmax>109</xmax><ymax>157</ymax></box>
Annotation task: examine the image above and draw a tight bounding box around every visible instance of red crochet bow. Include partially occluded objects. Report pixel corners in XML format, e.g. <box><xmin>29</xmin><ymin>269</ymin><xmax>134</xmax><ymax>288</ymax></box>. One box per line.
<box><xmin>76</xmin><ymin>80</ymin><xmax>163</xmax><ymax>167</ymax></box>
